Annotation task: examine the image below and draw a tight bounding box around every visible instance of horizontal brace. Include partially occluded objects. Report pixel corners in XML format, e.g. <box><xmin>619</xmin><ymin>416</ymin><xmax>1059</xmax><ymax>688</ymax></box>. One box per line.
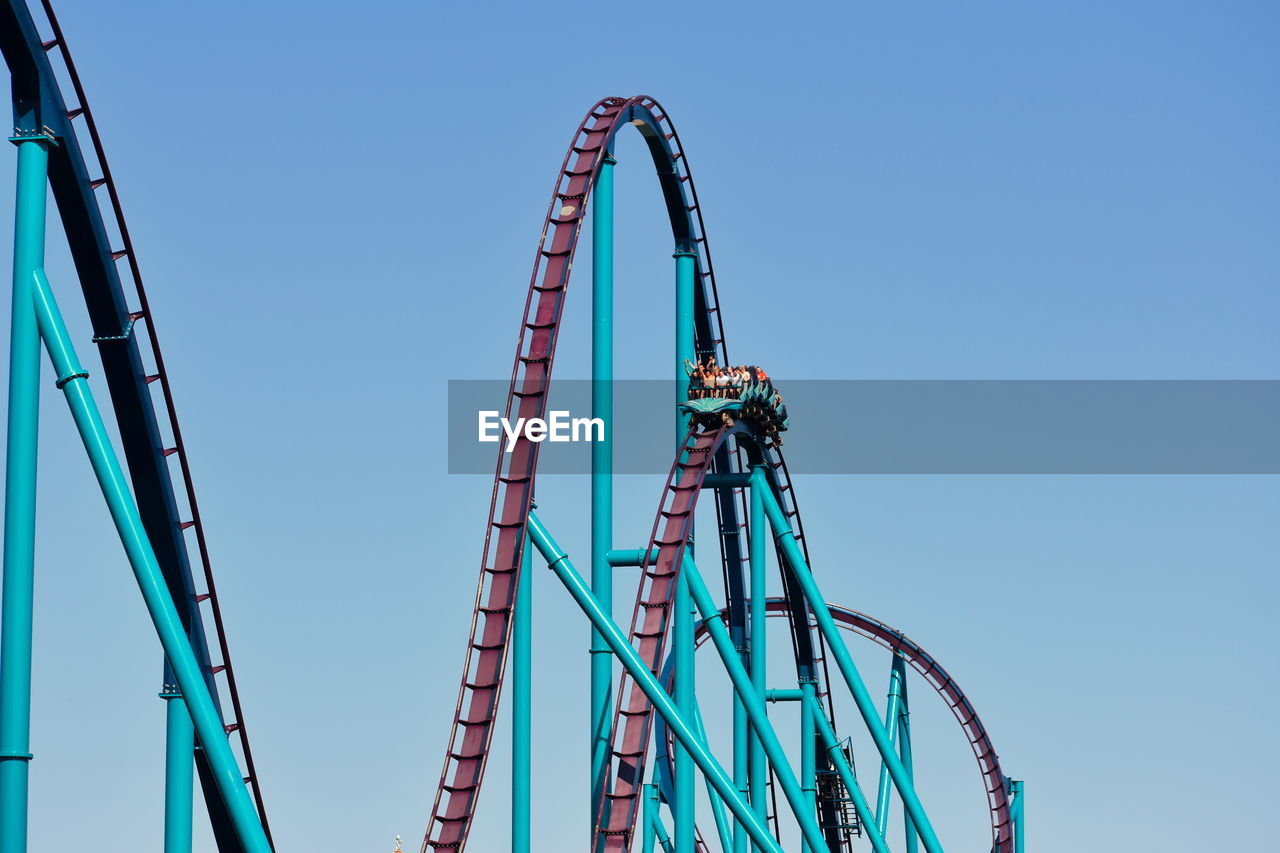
<box><xmin>765</xmin><ymin>689</ymin><xmax>805</xmax><ymax>703</ymax></box>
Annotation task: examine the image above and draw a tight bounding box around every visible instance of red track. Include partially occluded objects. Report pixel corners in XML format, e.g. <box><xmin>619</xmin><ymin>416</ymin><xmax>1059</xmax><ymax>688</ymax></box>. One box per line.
<box><xmin>423</xmin><ymin>95</ymin><xmax>739</xmax><ymax>851</ymax></box>
<box><xmin>423</xmin><ymin>95</ymin><xmax>1011</xmax><ymax>853</ymax></box>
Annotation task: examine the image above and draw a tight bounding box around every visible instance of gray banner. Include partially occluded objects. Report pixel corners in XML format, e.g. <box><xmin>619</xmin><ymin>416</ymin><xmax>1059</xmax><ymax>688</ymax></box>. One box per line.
<box><xmin>447</xmin><ymin>380</ymin><xmax>1280</xmax><ymax>474</ymax></box>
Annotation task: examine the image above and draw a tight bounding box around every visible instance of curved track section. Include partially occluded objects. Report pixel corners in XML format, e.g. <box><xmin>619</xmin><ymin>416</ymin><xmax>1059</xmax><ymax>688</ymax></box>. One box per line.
<box><xmin>690</xmin><ymin>599</ymin><xmax>1013</xmax><ymax>850</ymax></box>
<box><xmin>424</xmin><ymin>95</ymin><xmax>751</xmax><ymax>851</ymax></box>
<box><xmin>1</xmin><ymin>2</ymin><xmax>270</xmax><ymax>845</ymax></box>
<box><xmin>596</xmin><ymin>422</ymin><xmax>736</xmax><ymax>848</ymax></box>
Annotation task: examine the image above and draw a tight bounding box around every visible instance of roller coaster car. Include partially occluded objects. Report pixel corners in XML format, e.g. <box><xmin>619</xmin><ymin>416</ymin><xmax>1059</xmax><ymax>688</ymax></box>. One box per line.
<box><xmin>680</xmin><ymin>375</ymin><xmax>789</xmax><ymax>439</ymax></box>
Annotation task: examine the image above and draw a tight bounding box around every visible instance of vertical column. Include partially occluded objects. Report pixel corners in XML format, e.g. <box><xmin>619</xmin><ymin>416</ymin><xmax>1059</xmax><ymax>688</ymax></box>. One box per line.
<box><xmin>748</xmin><ymin>469</ymin><xmax>768</xmax><ymax>851</ymax></box>
<box><xmin>874</xmin><ymin>655</ymin><xmax>906</xmax><ymax>834</ymax></box>
<box><xmin>732</xmin><ymin>692</ymin><xmax>747</xmax><ymax>853</ymax></box>
<box><xmin>799</xmin><ymin>680</ymin><xmax>817</xmax><ymax>853</ymax></box>
<box><xmin>673</xmin><ymin>250</ymin><xmax>696</xmax><ymax>440</ymax></box>
<box><xmin>673</xmin><ymin>248</ymin><xmax>697</xmax><ymax>852</ymax></box>
<box><xmin>590</xmin><ymin>152</ymin><xmax>615</xmax><ymax>836</ymax></box>
<box><xmin>673</xmin><ymin>574</ymin><xmax>694</xmax><ymax>853</ymax></box>
<box><xmin>0</xmin><ymin>134</ymin><xmax>50</xmax><ymax>853</ymax></box>
<box><xmin>1010</xmin><ymin>780</ymin><xmax>1024</xmax><ymax>853</ymax></box>
<box><xmin>161</xmin><ymin>684</ymin><xmax>194</xmax><ymax>853</ymax></box>
<box><xmin>641</xmin><ymin>784</ymin><xmax>658</xmax><ymax>853</ymax></box>
<box><xmin>512</xmin><ymin>538</ymin><xmax>532</xmax><ymax>853</ymax></box>
<box><xmin>898</xmin><ymin>665</ymin><xmax>918</xmax><ymax>853</ymax></box>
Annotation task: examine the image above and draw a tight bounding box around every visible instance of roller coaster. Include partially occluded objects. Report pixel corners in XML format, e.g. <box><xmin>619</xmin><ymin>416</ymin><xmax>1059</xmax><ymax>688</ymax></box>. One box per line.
<box><xmin>0</xmin><ymin>4</ymin><xmax>1024</xmax><ymax>852</ymax></box>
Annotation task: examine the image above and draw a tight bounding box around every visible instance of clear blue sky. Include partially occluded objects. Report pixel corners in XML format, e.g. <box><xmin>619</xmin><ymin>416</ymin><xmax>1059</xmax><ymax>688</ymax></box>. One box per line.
<box><xmin>0</xmin><ymin>1</ymin><xmax>1276</xmax><ymax>851</ymax></box>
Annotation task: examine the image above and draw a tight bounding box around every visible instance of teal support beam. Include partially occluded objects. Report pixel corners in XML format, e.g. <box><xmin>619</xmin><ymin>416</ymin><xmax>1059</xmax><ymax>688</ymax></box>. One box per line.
<box><xmin>900</xmin><ymin>666</ymin><xmax>918</xmax><ymax>853</ymax></box>
<box><xmin>800</xmin><ymin>680</ymin><xmax>817</xmax><ymax>853</ymax></box>
<box><xmin>764</xmin><ymin>689</ymin><xmax>804</xmax><ymax>703</ymax></box>
<box><xmin>31</xmin><ymin>270</ymin><xmax>272</xmax><ymax>853</ymax></box>
<box><xmin>1010</xmin><ymin>780</ymin><xmax>1024</xmax><ymax>853</ymax></box>
<box><xmin>0</xmin><ymin>135</ymin><xmax>49</xmax><ymax>853</ymax></box>
<box><xmin>650</xmin><ymin>791</ymin><xmax>676</xmax><ymax>853</ymax></box>
<box><xmin>693</xmin><ymin>703</ymin><xmax>734</xmax><ymax>853</ymax></box>
<box><xmin>590</xmin><ymin>150</ymin><xmax>615</xmax><ymax>836</ymax></box>
<box><xmin>731</xmin><ymin>692</ymin><xmax>748</xmax><ymax>853</ymax></box>
<box><xmin>806</xmin><ymin>695</ymin><xmax>892</xmax><ymax>853</ymax></box>
<box><xmin>525</xmin><ymin>513</ymin><xmax>784</xmax><ymax>853</ymax></box>
<box><xmin>674</xmin><ymin>250</ymin><xmax>696</xmax><ymax>439</ymax></box>
<box><xmin>874</xmin><ymin>654</ymin><xmax>907</xmax><ymax>835</ymax></box>
<box><xmin>748</xmin><ymin>472</ymin><xmax>768</xmax><ymax>851</ymax></box>
<box><xmin>673</xmin><ymin>246</ymin><xmax>696</xmax><ymax>852</ymax></box>
<box><xmin>674</xmin><ymin>571</ymin><xmax>695</xmax><ymax>853</ymax></box>
<box><xmin>753</xmin><ymin>467</ymin><xmax>946</xmax><ymax>853</ymax></box>
<box><xmin>641</xmin><ymin>783</ymin><xmax>657</xmax><ymax>853</ymax></box>
<box><xmin>161</xmin><ymin>687</ymin><xmax>194</xmax><ymax>853</ymax></box>
<box><xmin>679</xmin><ymin>553</ymin><xmax>831</xmax><ymax>853</ymax></box>
<box><xmin>512</xmin><ymin>538</ymin><xmax>532</xmax><ymax>853</ymax></box>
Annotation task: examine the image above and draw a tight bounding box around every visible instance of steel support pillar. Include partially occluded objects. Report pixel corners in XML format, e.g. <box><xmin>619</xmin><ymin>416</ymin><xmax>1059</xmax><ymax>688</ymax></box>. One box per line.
<box><xmin>161</xmin><ymin>685</ymin><xmax>194</xmax><ymax>853</ymax></box>
<box><xmin>805</xmin><ymin>695</ymin><xmax>891</xmax><ymax>853</ymax></box>
<box><xmin>526</xmin><ymin>512</ymin><xmax>783</xmax><ymax>853</ymax></box>
<box><xmin>800</xmin><ymin>680</ymin><xmax>817</xmax><ymax>853</ymax></box>
<box><xmin>753</xmin><ymin>467</ymin><xmax>946</xmax><ymax>853</ymax></box>
<box><xmin>512</xmin><ymin>537</ymin><xmax>531</xmax><ymax>853</ymax></box>
<box><xmin>590</xmin><ymin>150</ymin><xmax>615</xmax><ymax>838</ymax></box>
<box><xmin>900</xmin><ymin>666</ymin><xmax>918</xmax><ymax>853</ymax></box>
<box><xmin>694</xmin><ymin>703</ymin><xmax>734</xmax><ymax>853</ymax></box>
<box><xmin>1010</xmin><ymin>780</ymin><xmax>1024</xmax><ymax>853</ymax></box>
<box><xmin>673</xmin><ymin>247</ymin><xmax>697</xmax><ymax>852</ymax></box>
<box><xmin>874</xmin><ymin>654</ymin><xmax>907</xmax><ymax>835</ymax></box>
<box><xmin>748</xmin><ymin>471</ymin><xmax>768</xmax><ymax>852</ymax></box>
<box><xmin>0</xmin><ymin>134</ymin><xmax>49</xmax><ymax>853</ymax></box>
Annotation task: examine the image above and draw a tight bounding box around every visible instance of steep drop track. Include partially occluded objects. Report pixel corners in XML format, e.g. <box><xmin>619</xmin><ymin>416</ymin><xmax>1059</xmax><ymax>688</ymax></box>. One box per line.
<box><xmin>423</xmin><ymin>95</ymin><xmax>1010</xmax><ymax>853</ymax></box>
<box><xmin>423</xmin><ymin>94</ymin><xmax>842</xmax><ymax>852</ymax></box>
<box><xmin>0</xmin><ymin>2</ymin><xmax>270</xmax><ymax>845</ymax></box>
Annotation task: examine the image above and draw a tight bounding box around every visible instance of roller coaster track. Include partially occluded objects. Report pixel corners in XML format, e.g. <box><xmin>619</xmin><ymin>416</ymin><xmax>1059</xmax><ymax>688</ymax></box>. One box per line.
<box><xmin>0</xmin><ymin>2</ymin><xmax>270</xmax><ymax>846</ymax></box>
<box><xmin>682</xmin><ymin>600</ymin><xmax>1013</xmax><ymax>850</ymax></box>
<box><xmin>425</xmin><ymin>94</ymin><xmax>851</xmax><ymax>852</ymax></box>
<box><xmin>597</xmin><ymin>423</ymin><xmax>729</xmax><ymax>847</ymax></box>
<box><xmin>425</xmin><ymin>94</ymin><xmax>1014</xmax><ymax>853</ymax></box>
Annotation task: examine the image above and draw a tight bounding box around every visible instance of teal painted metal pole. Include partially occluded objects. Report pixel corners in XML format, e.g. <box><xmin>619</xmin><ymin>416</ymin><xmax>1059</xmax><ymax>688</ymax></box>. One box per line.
<box><xmin>650</xmin><ymin>793</ymin><xmax>676</xmax><ymax>853</ymax></box>
<box><xmin>512</xmin><ymin>538</ymin><xmax>531</xmax><ymax>853</ymax></box>
<box><xmin>800</xmin><ymin>680</ymin><xmax>817</xmax><ymax>853</ymax></box>
<box><xmin>753</xmin><ymin>468</ymin><xmax>946</xmax><ymax>853</ymax></box>
<box><xmin>0</xmin><ymin>136</ymin><xmax>49</xmax><ymax>853</ymax></box>
<box><xmin>805</xmin><ymin>695</ymin><xmax>891</xmax><ymax>853</ymax></box>
<box><xmin>1010</xmin><ymin>780</ymin><xmax>1024</xmax><ymax>853</ymax></box>
<box><xmin>764</xmin><ymin>689</ymin><xmax>804</xmax><ymax>702</ymax></box>
<box><xmin>748</xmin><ymin>471</ymin><xmax>768</xmax><ymax>851</ymax></box>
<box><xmin>674</xmin><ymin>571</ymin><xmax>695</xmax><ymax>853</ymax></box>
<box><xmin>732</xmin><ymin>692</ymin><xmax>747</xmax><ymax>853</ymax></box>
<box><xmin>525</xmin><ymin>513</ymin><xmax>783</xmax><ymax>853</ymax></box>
<box><xmin>674</xmin><ymin>250</ymin><xmax>696</xmax><ymax>439</ymax></box>
<box><xmin>161</xmin><ymin>688</ymin><xmax>194</xmax><ymax>853</ymax></box>
<box><xmin>31</xmin><ymin>271</ymin><xmax>272</xmax><ymax>853</ymax></box>
<box><xmin>641</xmin><ymin>784</ymin><xmax>657</xmax><ymax>853</ymax></box>
<box><xmin>674</xmin><ymin>247</ymin><xmax>696</xmax><ymax>853</ymax></box>
<box><xmin>900</xmin><ymin>666</ymin><xmax>918</xmax><ymax>853</ymax></box>
<box><xmin>679</xmin><ymin>554</ymin><xmax>830</xmax><ymax>853</ymax></box>
<box><xmin>874</xmin><ymin>655</ymin><xmax>907</xmax><ymax>835</ymax></box>
<box><xmin>591</xmin><ymin>151</ymin><xmax>615</xmax><ymax>837</ymax></box>
<box><xmin>694</xmin><ymin>703</ymin><xmax>734</xmax><ymax>853</ymax></box>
